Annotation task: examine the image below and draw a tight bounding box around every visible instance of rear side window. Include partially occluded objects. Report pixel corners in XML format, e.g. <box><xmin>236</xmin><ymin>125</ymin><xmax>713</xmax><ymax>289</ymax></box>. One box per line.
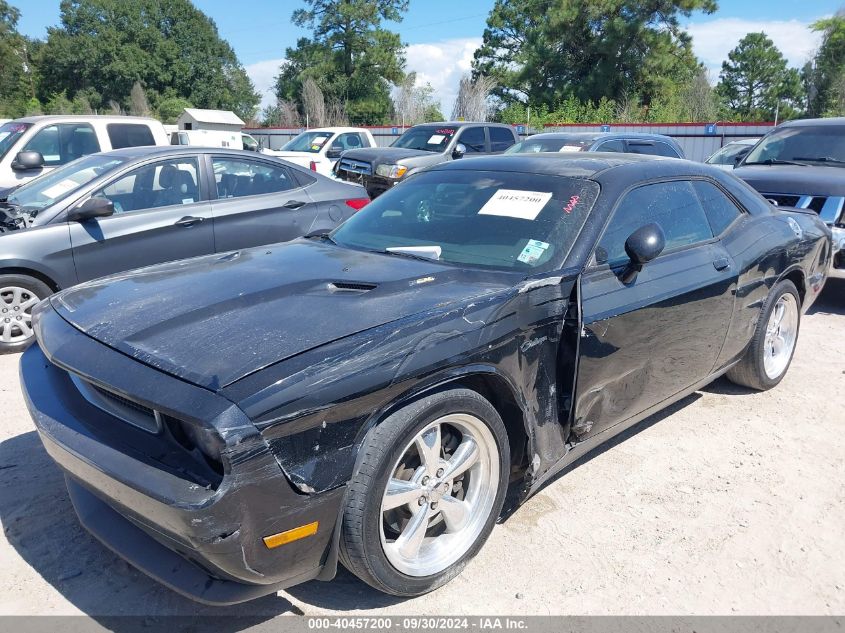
<box><xmin>212</xmin><ymin>157</ymin><xmax>297</xmax><ymax>199</ymax></box>
<box><xmin>22</xmin><ymin>123</ymin><xmax>100</xmax><ymax>166</ymax></box>
<box><xmin>626</xmin><ymin>140</ymin><xmax>681</xmax><ymax>158</ymax></box>
<box><xmin>595</xmin><ymin>139</ymin><xmax>625</xmax><ymax>152</ymax></box>
<box><xmin>693</xmin><ymin>180</ymin><xmax>743</xmax><ymax>235</ymax></box>
<box><xmin>489</xmin><ymin>127</ymin><xmax>516</xmax><ymax>152</ymax></box>
<box><xmin>596</xmin><ymin>180</ymin><xmax>713</xmax><ymax>266</ymax></box>
<box><xmin>107</xmin><ymin>123</ymin><xmax>156</xmax><ymax>150</ymax></box>
<box><xmin>457</xmin><ymin>127</ymin><xmax>486</xmax><ymax>153</ymax></box>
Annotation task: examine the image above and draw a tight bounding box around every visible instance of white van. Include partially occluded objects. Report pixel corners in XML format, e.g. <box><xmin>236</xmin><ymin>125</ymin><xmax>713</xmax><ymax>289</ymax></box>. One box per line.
<box><xmin>0</xmin><ymin>115</ymin><xmax>169</xmax><ymax>191</ymax></box>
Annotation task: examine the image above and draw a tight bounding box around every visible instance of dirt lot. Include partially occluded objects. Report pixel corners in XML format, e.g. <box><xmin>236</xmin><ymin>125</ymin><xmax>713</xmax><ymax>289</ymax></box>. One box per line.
<box><xmin>0</xmin><ymin>278</ymin><xmax>843</xmax><ymax>621</ymax></box>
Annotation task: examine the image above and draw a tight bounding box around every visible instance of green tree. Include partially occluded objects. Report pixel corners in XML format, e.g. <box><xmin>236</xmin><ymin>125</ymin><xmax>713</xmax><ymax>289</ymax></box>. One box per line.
<box><xmin>274</xmin><ymin>0</ymin><xmax>408</xmax><ymax>125</ymax></box>
<box><xmin>0</xmin><ymin>1</ymin><xmax>40</xmax><ymax>118</ymax></box>
<box><xmin>38</xmin><ymin>0</ymin><xmax>259</xmax><ymax>119</ymax></box>
<box><xmin>156</xmin><ymin>95</ymin><xmax>193</xmax><ymax>124</ymax></box>
<box><xmin>716</xmin><ymin>32</ymin><xmax>805</xmax><ymax>120</ymax></box>
<box><xmin>473</xmin><ymin>0</ymin><xmax>716</xmax><ymax>111</ymax></box>
<box><xmin>806</xmin><ymin>12</ymin><xmax>845</xmax><ymax>117</ymax></box>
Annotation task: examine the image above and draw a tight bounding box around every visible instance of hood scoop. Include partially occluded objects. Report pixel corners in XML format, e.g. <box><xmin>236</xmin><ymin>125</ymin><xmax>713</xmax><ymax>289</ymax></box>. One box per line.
<box><xmin>327</xmin><ymin>281</ymin><xmax>378</xmax><ymax>293</ymax></box>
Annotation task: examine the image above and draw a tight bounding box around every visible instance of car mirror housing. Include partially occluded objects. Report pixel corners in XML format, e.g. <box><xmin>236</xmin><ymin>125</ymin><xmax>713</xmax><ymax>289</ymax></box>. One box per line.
<box><xmin>326</xmin><ymin>148</ymin><xmax>343</xmax><ymax>159</ymax></box>
<box><xmin>452</xmin><ymin>143</ymin><xmax>466</xmax><ymax>159</ymax></box>
<box><xmin>11</xmin><ymin>151</ymin><xmax>45</xmax><ymax>172</ymax></box>
<box><xmin>67</xmin><ymin>196</ymin><xmax>115</xmax><ymax>222</ymax></box>
<box><xmin>621</xmin><ymin>223</ymin><xmax>665</xmax><ymax>283</ymax></box>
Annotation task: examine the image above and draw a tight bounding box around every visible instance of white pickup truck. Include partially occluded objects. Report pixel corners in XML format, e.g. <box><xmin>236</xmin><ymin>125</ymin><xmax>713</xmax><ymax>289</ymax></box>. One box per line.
<box><xmin>261</xmin><ymin>127</ymin><xmax>376</xmax><ymax>177</ymax></box>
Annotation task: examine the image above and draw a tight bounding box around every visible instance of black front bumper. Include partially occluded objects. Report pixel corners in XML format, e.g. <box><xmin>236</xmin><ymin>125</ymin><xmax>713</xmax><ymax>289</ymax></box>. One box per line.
<box><xmin>21</xmin><ymin>308</ymin><xmax>346</xmax><ymax>605</ymax></box>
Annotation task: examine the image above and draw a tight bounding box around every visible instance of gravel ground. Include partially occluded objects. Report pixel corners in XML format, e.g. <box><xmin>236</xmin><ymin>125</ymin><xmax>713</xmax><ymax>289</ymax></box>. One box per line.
<box><xmin>0</xmin><ymin>277</ymin><xmax>843</xmax><ymax>622</ymax></box>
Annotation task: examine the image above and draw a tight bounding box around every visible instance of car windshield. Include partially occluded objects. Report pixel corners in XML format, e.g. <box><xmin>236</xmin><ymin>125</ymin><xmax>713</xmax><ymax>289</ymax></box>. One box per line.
<box><xmin>505</xmin><ymin>137</ymin><xmax>593</xmax><ymax>153</ymax></box>
<box><xmin>7</xmin><ymin>154</ymin><xmax>126</xmax><ymax>212</ymax></box>
<box><xmin>281</xmin><ymin>131</ymin><xmax>334</xmax><ymax>153</ymax></box>
<box><xmin>0</xmin><ymin>121</ymin><xmax>32</xmax><ymax>162</ymax></box>
<box><xmin>707</xmin><ymin>141</ymin><xmax>756</xmax><ymax>165</ymax></box>
<box><xmin>391</xmin><ymin>126</ymin><xmax>457</xmax><ymax>152</ymax></box>
<box><xmin>743</xmin><ymin>125</ymin><xmax>845</xmax><ymax>167</ymax></box>
<box><xmin>331</xmin><ymin>169</ymin><xmax>599</xmax><ymax>273</ymax></box>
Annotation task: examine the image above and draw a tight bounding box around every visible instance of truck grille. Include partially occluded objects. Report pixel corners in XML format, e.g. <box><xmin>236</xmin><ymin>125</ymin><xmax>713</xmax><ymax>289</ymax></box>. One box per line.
<box><xmin>338</xmin><ymin>158</ymin><xmax>373</xmax><ymax>176</ymax></box>
<box><xmin>764</xmin><ymin>193</ymin><xmax>844</xmax><ymax>225</ymax></box>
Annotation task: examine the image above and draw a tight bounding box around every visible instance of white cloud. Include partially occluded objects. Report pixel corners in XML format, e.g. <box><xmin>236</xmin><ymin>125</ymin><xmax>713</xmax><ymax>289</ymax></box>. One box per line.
<box><xmin>245</xmin><ymin>58</ymin><xmax>285</xmax><ymax>111</ymax></box>
<box><xmin>686</xmin><ymin>18</ymin><xmax>823</xmax><ymax>81</ymax></box>
<box><xmin>404</xmin><ymin>37</ymin><xmax>482</xmax><ymax>117</ymax></box>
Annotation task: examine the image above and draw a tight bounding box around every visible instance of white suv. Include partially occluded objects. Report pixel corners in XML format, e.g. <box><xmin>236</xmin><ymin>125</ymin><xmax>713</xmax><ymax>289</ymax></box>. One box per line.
<box><xmin>0</xmin><ymin>115</ymin><xmax>169</xmax><ymax>191</ymax></box>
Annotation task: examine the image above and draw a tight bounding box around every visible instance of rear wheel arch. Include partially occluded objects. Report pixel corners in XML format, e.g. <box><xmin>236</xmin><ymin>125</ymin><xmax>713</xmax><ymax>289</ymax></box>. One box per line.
<box><xmin>778</xmin><ymin>267</ymin><xmax>806</xmax><ymax>306</ymax></box>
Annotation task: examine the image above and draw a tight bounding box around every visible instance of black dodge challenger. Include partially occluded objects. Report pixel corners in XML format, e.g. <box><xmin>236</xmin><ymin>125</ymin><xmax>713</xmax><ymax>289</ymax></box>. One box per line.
<box><xmin>22</xmin><ymin>154</ymin><xmax>831</xmax><ymax>604</ymax></box>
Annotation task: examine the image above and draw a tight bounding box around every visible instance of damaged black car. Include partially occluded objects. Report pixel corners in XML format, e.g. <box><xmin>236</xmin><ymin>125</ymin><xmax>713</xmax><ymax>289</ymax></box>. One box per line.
<box><xmin>22</xmin><ymin>153</ymin><xmax>831</xmax><ymax>604</ymax></box>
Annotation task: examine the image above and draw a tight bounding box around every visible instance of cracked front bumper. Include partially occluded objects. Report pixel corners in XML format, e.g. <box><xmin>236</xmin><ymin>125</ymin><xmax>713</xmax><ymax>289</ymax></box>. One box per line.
<box><xmin>20</xmin><ymin>314</ymin><xmax>346</xmax><ymax>605</ymax></box>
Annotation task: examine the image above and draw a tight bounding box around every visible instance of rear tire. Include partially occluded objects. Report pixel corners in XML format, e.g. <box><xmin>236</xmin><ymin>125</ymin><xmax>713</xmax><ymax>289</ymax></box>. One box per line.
<box><xmin>0</xmin><ymin>275</ymin><xmax>51</xmax><ymax>354</ymax></box>
<box><xmin>726</xmin><ymin>279</ymin><xmax>800</xmax><ymax>391</ymax></box>
<box><xmin>339</xmin><ymin>388</ymin><xmax>509</xmax><ymax>596</ymax></box>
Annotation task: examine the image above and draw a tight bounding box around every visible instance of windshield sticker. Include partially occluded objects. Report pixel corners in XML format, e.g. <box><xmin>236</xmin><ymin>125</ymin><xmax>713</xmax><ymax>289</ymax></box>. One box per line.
<box><xmin>559</xmin><ymin>145</ymin><xmax>584</xmax><ymax>152</ymax></box>
<box><xmin>435</xmin><ymin>128</ymin><xmax>456</xmax><ymax>135</ymax></box>
<box><xmin>517</xmin><ymin>239</ymin><xmax>550</xmax><ymax>265</ymax></box>
<box><xmin>41</xmin><ymin>179</ymin><xmax>79</xmax><ymax>199</ymax></box>
<box><xmin>182</xmin><ymin>198</ymin><xmax>194</xmax><ymax>205</ymax></box>
<box><xmin>312</xmin><ymin>135</ymin><xmax>330</xmax><ymax>146</ymax></box>
<box><xmin>427</xmin><ymin>134</ymin><xmax>446</xmax><ymax>145</ymax></box>
<box><xmin>564</xmin><ymin>195</ymin><xmax>580</xmax><ymax>214</ymax></box>
<box><xmin>478</xmin><ymin>189</ymin><xmax>552</xmax><ymax>221</ymax></box>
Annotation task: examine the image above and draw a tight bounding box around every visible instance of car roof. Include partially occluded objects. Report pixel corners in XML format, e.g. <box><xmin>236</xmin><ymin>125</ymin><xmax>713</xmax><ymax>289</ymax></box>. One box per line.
<box><xmin>429</xmin><ymin>152</ymin><xmax>672</xmax><ymax>178</ymax></box>
<box><xmin>305</xmin><ymin>127</ymin><xmax>370</xmax><ymax>134</ymax></box>
<box><xmin>12</xmin><ymin>115</ymin><xmax>160</xmax><ymax>125</ymax></box>
<box><xmin>524</xmin><ymin>131</ymin><xmax>677</xmax><ymax>142</ymax></box>
<box><xmin>780</xmin><ymin>117</ymin><xmax>845</xmax><ymax>127</ymax></box>
<box><xmin>413</xmin><ymin>121</ymin><xmax>513</xmax><ymax>128</ymax></box>
<box><xmin>96</xmin><ymin>146</ymin><xmax>260</xmax><ymax>160</ymax></box>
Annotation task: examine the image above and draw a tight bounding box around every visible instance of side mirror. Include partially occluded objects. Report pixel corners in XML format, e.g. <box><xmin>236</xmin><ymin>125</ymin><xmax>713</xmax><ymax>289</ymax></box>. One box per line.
<box><xmin>621</xmin><ymin>223</ymin><xmax>665</xmax><ymax>283</ymax></box>
<box><xmin>326</xmin><ymin>147</ymin><xmax>343</xmax><ymax>159</ymax></box>
<box><xmin>11</xmin><ymin>151</ymin><xmax>45</xmax><ymax>172</ymax></box>
<box><xmin>67</xmin><ymin>196</ymin><xmax>114</xmax><ymax>222</ymax></box>
<box><xmin>452</xmin><ymin>143</ymin><xmax>466</xmax><ymax>159</ymax></box>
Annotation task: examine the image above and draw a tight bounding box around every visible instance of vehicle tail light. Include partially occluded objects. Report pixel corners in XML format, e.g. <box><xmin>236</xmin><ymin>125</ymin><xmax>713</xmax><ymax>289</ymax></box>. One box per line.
<box><xmin>309</xmin><ymin>161</ymin><xmax>318</xmax><ymax>172</ymax></box>
<box><xmin>345</xmin><ymin>198</ymin><xmax>370</xmax><ymax>211</ymax></box>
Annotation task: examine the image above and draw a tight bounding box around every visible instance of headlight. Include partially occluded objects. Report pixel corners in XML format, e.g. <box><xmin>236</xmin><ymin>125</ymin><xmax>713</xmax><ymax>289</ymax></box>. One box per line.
<box><xmin>375</xmin><ymin>164</ymin><xmax>408</xmax><ymax>179</ymax></box>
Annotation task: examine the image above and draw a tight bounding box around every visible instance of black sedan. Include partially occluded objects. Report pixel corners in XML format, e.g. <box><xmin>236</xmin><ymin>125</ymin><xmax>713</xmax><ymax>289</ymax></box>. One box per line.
<box><xmin>22</xmin><ymin>153</ymin><xmax>831</xmax><ymax>604</ymax></box>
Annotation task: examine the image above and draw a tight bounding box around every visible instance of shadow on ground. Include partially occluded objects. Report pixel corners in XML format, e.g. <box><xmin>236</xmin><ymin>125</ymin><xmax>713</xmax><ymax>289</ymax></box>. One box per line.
<box><xmin>0</xmin><ymin>431</ymin><xmax>303</xmax><ymax>630</ymax></box>
<box><xmin>808</xmin><ymin>276</ymin><xmax>845</xmax><ymax>316</ymax></box>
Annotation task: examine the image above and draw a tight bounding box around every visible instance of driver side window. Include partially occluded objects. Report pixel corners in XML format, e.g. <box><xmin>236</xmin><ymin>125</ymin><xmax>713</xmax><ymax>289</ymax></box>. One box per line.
<box><xmin>596</xmin><ymin>180</ymin><xmax>714</xmax><ymax>266</ymax></box>
<box><xmin>457</xmin><ymin>127</ymin><xmax>486</xmax><ymax>153</ymax></box>
<box><xmin>92</xmin><ymin>158</ymin><xmax>200</xmax><ymax>214</ymax></box>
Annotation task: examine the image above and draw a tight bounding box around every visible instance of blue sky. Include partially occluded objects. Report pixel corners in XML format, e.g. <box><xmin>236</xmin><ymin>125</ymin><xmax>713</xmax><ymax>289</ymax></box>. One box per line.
<box><xmin>14</xmin><ymin>0</ymin><xmax>842</xmax><ymax>114</ymax></box>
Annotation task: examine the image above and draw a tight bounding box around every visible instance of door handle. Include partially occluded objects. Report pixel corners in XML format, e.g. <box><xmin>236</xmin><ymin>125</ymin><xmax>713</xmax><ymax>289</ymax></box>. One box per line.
<box><xmin>713</xmin><ymin>257</ymin><xmax>731</xmax><ymax>271</ymax></box>
<box><xmin>283</xmin><ymin>200</ymin><xmax>307</xmax><ymax>209</ymax></box>
<box><xmin>175</xmin><ymin>216</ymin><xmax>204</xmax><ymax>227</ymax></box>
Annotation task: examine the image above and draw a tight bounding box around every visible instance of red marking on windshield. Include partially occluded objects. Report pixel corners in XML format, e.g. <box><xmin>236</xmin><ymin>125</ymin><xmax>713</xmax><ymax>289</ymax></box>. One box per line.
<box><xmin>564</xmin><ymin>195</ymin><xmax>580</xmax><ymax>214</ymax></box>
<box><xmin>435</xmin><ymin>129</ymin><xmax>456</xmax><ymax>135</ymax></box>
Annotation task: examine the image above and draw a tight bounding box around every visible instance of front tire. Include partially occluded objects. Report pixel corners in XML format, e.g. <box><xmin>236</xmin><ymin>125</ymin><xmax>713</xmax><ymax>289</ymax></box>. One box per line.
<box><xmin>339</xmin><ymin>388</ymin><xmax>509</xmax><ymax>596</ymax></box>
<box><xmin>726</xmin><ymin>279</ymin><xmax>801</xmax><ymax>391</ymax></box>
<box><xmin>0</xmin><ymin>275</ymin><xmax>50</xmax><ymax>354</ymax></box>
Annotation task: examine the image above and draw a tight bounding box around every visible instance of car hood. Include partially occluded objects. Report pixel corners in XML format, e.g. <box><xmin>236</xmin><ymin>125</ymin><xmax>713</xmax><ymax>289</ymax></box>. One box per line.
<box><xmin>49</xmin><ymin>240</ymin><xmax>513</xmax><ymax>391</ymax></box>
<box><xmin>733</xmin><ymin>164</ymin><xmax>845</xmax><ymax>196</ymax></box>
<box><xmin>340</xmin><ymin>147</ymin><xmax>436</xmax><ymax>166</ymax></box>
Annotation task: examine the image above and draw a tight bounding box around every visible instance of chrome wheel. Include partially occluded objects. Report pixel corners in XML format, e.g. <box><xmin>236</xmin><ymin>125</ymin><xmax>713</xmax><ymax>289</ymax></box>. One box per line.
<box><xmin>0</xmin><ymin>286</ymin><xmax>40</xmax><ymax>344</ymax></box>
<box><xmin>379</xmin><ymin>413</ymin><xmax>499</xmax><ymax>577</ymax></box>
<box><xmin>763</xmin><ymin>293</ymin><xmax>798</xmax><ymax>379</ymax></box>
